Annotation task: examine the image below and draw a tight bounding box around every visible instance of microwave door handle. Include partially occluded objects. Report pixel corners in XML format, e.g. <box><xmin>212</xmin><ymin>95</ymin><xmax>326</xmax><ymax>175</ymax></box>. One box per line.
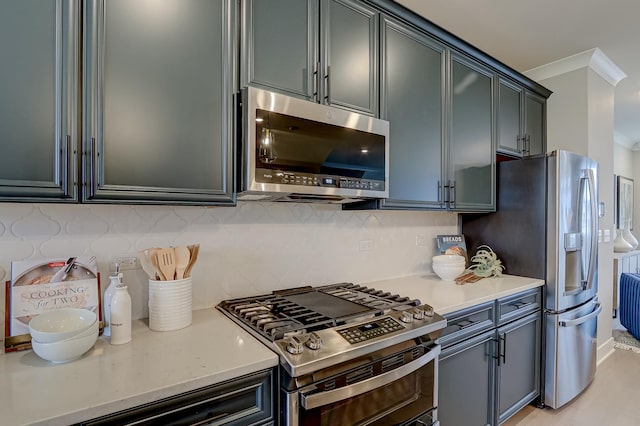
<box><xmin>299</xmin><ymin>345</ymin><xmax>440</xmax><ymax>410</ymax></box>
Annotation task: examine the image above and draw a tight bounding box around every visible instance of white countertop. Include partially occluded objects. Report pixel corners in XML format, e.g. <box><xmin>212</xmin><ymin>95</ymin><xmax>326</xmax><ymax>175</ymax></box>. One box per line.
<box><xmin>0</xmin><ymin>308</ymin><xmax>278</xmax><ymax>426</ymax></box>
<box><xmin>0</xmin><ymin>274</ymin><xmax>543</xmax><ymax>425</ymax></box>
<box><xmin>364</xmin><ymin>273</ymin><xmax>544</xmax><ymax>315</ymax></box>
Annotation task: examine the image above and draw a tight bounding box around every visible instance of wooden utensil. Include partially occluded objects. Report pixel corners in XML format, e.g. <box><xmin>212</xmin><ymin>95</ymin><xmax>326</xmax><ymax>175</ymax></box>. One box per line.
<box><xmin>149</xmin><ymin>248</ymin><xmax>164</xmax><ymax>280</ymax></box>
<box><xmin>156</xmin><ymin>248</ymin><xmax>176</xmax><ymax>281</ymax></box>
<box><xmin>174</xmin><ymin>246</ymin><xmax>190</xmax><ymax>280</ymax></box>
<box><xmin>139</xmin><ymin>249</ymin><xmax>159</xmax><ymax>280</ymax></box>
<box><xmin>184</xmin><ymin>244</ymin><xmax>200</xmax><ymax>278</ymax></box>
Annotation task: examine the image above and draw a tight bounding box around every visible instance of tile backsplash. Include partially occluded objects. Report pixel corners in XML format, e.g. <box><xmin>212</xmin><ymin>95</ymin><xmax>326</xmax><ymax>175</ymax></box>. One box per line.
<box><xmin>0</xmin><ymin>202</ymin><xmax>457</xmax><ymax>338</ymax></box>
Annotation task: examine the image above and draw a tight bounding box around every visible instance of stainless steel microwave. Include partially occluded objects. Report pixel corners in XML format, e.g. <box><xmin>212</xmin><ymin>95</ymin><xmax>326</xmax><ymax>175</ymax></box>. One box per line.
<box><xmin>237</xmin><ymin>87</ymin><xmax>389</xmax><ymax>203</ymax></box>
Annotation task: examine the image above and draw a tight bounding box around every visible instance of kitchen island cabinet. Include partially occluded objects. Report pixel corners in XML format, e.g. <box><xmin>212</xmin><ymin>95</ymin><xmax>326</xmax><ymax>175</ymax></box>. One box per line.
<box><xmin>242</xmin><ymin>0</ymin><xmax>379</xmax><ymax>116</ymax></box>
<box><xmin>0</xmin><ymin>309</ymin><xmax>278</xmax><ymax>426</ymax></box>
<box><xmin>82</xmin><ymin>0</ymin><xmax>235</xmax><ymax>205</ymax></box>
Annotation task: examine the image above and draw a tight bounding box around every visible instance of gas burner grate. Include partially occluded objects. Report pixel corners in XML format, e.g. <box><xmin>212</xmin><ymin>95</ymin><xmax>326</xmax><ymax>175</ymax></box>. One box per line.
<box><xmin>217</xmin><ymin>282</ymin><xmax>421</xmax><ymax>341</ymax></box>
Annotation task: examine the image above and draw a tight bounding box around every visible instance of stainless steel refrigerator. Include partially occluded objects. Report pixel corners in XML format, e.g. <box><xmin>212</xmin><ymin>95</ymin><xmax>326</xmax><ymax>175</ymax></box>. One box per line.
<box><xmin>461</xmin><ymin>150</ymin><xmax>601</xmax><ymax>409</ymax></box>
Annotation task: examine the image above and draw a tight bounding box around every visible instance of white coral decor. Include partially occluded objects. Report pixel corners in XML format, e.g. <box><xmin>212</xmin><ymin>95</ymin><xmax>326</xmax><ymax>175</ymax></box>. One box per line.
<box><xmin>469</xmin><ymin>245</ymin><xmax>504</xmax><ymax>278</ymax></box>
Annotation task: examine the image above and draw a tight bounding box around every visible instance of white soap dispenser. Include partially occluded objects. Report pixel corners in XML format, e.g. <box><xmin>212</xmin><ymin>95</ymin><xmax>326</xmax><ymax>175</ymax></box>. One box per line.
<box><xmin>110</xmin><ymin>281</ymin><xmax>132</xmax><ymax>345</ymax></box>
<box><xmin>103</xmin><ymin>263</ymin><xmax>121</xmax><ymax>337</ymax></box>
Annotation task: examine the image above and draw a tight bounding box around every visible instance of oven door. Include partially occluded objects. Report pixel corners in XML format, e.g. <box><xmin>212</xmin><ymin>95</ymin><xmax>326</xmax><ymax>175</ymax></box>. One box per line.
<box><xmin>289</xmin><ymin>343</ymin><xmax>440</xmax><ymax>426</ymax></box>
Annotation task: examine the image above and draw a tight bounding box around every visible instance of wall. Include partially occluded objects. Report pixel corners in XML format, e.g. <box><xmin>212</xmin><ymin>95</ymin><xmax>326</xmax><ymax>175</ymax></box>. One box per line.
<box><xmin>0</xmin><ymin>202</ymin><xmax>457</xmax><ymax>339</ymax></box>
<box><xmin>613</xmin><ymin>143</ymin><xmax>633</xmax><ymax>179</ymax></box>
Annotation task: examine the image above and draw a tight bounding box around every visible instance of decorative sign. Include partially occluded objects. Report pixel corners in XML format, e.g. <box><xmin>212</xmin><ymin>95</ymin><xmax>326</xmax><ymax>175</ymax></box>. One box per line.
<box><xmin>4</xmin><ymin>257</ymin><xmax>100</xmax><ymax>352</ymax></box>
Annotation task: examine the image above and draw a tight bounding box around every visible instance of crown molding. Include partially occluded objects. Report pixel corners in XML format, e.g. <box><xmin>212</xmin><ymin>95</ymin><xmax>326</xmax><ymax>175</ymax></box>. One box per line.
<box><xmin>524</xmin><ymin>48</ymin><xmax>627</xmax><ymax>86</ymax></box>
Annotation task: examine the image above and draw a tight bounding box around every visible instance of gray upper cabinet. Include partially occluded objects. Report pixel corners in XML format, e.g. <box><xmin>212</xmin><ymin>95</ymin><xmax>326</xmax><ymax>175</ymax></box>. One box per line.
<box><xmin>497</xmin><ymin>78</ymin><xmax>524</xmax><ymax>157</ymax></box>
<box><xmin>449</xmin><ymin>53</ymin><xmax>495</xmax><ymax>211</ymax></box>
<box><xmin>83</xmin><ymin>0</ymin><xmax>235</xmax><ymax>205</ymax></box>
<box><xmin>241</xmin><ymin>0</ymin><xmax>379</xmax><ymax>116</ymax></box>
<box><xmin>525</xmin><ymin>91</ymin><xmax>546</xmax><ymax>156</ymax></box>
<box><xmin>497</xmin><ymin>77</ymin><xmax>546</xmax><ymax>158</ymax></box>
<box><xmin>0</xmin><ymin>0</ymin><xmax>78</xmax><ymax>202</ymax></box>
<box><xmin>379</xmin><ymin>16</ymin><xmax>446</xmax><ymax>209</ymax></box>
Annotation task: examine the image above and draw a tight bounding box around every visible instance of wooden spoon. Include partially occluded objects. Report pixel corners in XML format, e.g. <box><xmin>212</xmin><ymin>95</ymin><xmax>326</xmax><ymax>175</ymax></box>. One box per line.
<box><xmin>156</xmin><ymin>248</ymin><xmax>176</xmax><ymax>281</ymax></box>
<box><xmin>174</xmin><ymin>246</ymin><xmax>190</xmax><ymax>280</ymax></box>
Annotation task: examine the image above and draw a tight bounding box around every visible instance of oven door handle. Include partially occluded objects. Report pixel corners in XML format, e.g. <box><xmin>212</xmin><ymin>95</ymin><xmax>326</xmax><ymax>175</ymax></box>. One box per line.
<box><xmin>299</xmin><ymin>345</ymin><xmax>441</xmax><ymax>410</ymax></box>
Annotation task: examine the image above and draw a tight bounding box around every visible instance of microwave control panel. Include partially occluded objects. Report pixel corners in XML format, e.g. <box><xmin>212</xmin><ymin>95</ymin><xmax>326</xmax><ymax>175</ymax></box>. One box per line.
<box><xmin>256</xmin><ymin>168</ymin><xmax>384</xmax><ymax>191</ymax></box>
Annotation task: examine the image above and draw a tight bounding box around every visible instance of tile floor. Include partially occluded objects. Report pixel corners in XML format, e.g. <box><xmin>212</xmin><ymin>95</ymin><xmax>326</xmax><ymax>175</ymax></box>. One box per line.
<box><xmin>505</xmin><ymin>331</ymin><xmax>640</xmax><ymax>425</ymax></box>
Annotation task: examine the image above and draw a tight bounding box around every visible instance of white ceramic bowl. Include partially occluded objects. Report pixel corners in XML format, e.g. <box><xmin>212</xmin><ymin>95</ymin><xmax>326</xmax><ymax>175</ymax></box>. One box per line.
<box><xmin>432</xmin><ymin>254</ymin><xmax>466</xmax><ymax>264</ymax></box>
<box><xmin>433</xmin><ymin>262</ymin><xmax>465</xmax><ymax>281</ymax></box>
<box><xmin>31</xmin><ymin>329</ymin><xmax>98</xmax><ymax>363</ymax></box>
<box><xmin>29</xmin><ymin>308</ymin><xmax>97</xmax><ymax>343</ymax></box>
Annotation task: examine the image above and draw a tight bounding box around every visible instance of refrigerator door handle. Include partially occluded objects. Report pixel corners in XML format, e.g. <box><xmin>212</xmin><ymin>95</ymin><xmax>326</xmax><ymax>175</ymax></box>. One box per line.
<box><xmin>559</xmin><ymin>302</ymin><xmax>602</xmax><ymax>327</ymax></box>
<box><xmin>585</xmin><ymin>168</ymin><xmax>598</xmax><ymax>290</ymax></box>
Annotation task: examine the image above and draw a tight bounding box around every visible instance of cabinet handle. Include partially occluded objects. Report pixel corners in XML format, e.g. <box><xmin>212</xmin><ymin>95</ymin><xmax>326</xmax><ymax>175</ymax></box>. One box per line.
<box><xmin>449</xmin><ymin>180</ymin><xmax>456</xmax><ymax>209</ymax></box>
<box><xmin>437</xmin><ymin>180</ymin><xmax>444</xmax><ymax>207</ymax></box>
<box><xmin>312</xmin><ymin>61</ymin><xmax>320</xmax><ymax>102</ymax></box>
<box><xmin>518</xmin><ymin>135</ymin><xmax>525</xmax><ymax>155</ymax></box>
<box><xmin>456</xmin><ymin>319</ymin><xmax>479</xmax><ymax>330</ymax></box>
<box><xmin>324</xmin><ymin>66</ymin><xmax>331</xmax><ymax>104</ymax></box>
<box><xmin>501</xmin><ymin>333</ymin><xmax>507</xmax><ymax>365</ymax></box>
<box><xmin>64</xmin><ymin>135</ymin><xmax>74</xmax><ymax>198</ymax></box>
<box><xmin>90</xmin><ymin>137</ymin><xmax>98</xmax><ymax>197</ymax></box>
<box><xmin>525</xmin><ymin>134</ymin><xmax>531</xmax><ymax>156</ymax></box>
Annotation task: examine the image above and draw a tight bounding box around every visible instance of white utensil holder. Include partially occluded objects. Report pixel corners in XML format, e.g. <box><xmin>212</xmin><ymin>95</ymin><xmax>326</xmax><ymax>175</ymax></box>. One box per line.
<box><xmin>148</xmin><ymin>277</ymin><xmax>193</xmax><ymax>332</ymax></box>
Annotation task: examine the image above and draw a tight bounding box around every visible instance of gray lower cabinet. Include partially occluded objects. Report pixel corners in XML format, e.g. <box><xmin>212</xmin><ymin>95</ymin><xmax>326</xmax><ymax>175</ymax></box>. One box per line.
<box><xmin>0</xmin><ymin>0</ymin><xmax>78</xmax><ymax>202</ymax></box>
<box><xmin>439</xmin><ymin>330</ymin><xmax>496</xmax><ymax>426</ymax></box>
<box><xmin>83</xmin><ymin>0</ymin><xmax>235</xmax><ymax>205</ymax></box>
<box><xmin>438</xmin><ymin>288</ymin><xmax>542</xmax><ymax>425</ymax></box>
<box><xmin>496</xmin><ymin>312</ymin><xmax>541</xmax><ymax>424</ymax></box>
<box><xmin>77</xmin><ymin>368</ymin><xmax>276</xmax><ymax>425</ymax></box>
<box><xmin>497</xmin><ymin>77</ymin><xmax>546</xmax><ymax>158</ymax></box>
<box><xmin>241</xmin><ymin>0</ymin><xmax>379</xmax><ymax>115</ymax></box>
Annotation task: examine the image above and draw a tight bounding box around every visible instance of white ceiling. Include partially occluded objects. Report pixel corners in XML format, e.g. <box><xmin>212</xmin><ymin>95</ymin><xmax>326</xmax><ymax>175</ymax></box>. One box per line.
<box><xmin>396</xmin><ymin>0</ymin><xmax>640</xmax><ymax>149</ymax></box>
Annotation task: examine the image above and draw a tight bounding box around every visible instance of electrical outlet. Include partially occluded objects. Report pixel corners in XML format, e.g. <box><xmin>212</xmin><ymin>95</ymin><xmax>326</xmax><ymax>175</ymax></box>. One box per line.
<box><xmin>113</xmin><ymin>256</ymin><xmax>139</xmax><ymax>271</ymax></box>
<box><xmin>359</xmin><ymin>239</ymin><xmax>374</xmax><ymax>252</ymax></box>
<box><xmin>416</xmin><ymin>235</ymin><xmax>427</xmax><ymax>246</ymax></box>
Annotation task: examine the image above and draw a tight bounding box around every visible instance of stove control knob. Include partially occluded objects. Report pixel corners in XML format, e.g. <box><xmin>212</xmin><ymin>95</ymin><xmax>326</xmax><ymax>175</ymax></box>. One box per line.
<box><xmin>286</xmin><ymin>336</ymin><xmax>305</xmax><ymax>355</ymax></box>
<box><xmin>305</xmin><ymin>332</ymin><xmax>323</xmax><ymax>350</ymax></box>
<box><xmin>400</xmin><ymin>311</ymin><xmax>414</xmax><ymax>323</ymax></box>
<box><xmin>413</xmin><ymin>308</ymin><xmax>426</xmax><ymax>320</ymax></box>
<box><xmin>422</xmin><ymin>305</ymin><xmax>434</xmax><ymax>317</ymax></box>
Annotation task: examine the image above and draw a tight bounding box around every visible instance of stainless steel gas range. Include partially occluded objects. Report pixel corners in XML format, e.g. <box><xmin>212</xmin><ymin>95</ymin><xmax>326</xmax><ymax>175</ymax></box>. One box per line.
<box><xmin>217</xmin><ymin>282</ymin><xmax>447</xmax><ymax>426</ymax></box>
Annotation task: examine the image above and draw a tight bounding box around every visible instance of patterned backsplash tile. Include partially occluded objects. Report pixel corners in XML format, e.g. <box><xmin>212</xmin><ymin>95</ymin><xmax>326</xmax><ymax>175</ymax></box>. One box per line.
<box><xmin>0</xmin><ymin>202</ymin><xmax>457</xmax><ymax>338</ymax></box>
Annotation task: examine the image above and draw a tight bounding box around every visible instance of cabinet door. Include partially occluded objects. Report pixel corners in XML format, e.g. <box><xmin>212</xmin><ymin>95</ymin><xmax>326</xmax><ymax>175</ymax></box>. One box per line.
<box><xmin>0</xmin><ymin>0</ymin><xmax>77</xmax><ymax>201</ymax></box>
<box><xmin>83</xmin><ymin>0</ymin><xmax>235</xmax><ymax>205</ymax></box>
<box><xmin>321</xmin><ymin>0</ymin><xmax>378</xmax><ymax>115</ymax></box>
<box><xmin>525</xmin><ymin>91</ymin><xmax>545</xmax><ymax>156</ymax></box>
<box><xmin>449</xmin><ymin>53</ymin><xmax>495</xmax><ymax>211</ymax></box>
<box><xmin>439</xmin><ymin>330</ymin><xmax>496</xmax><ymax>426</ymax></box>
<box><xmin>241</xmin><ymin>0</ymin><xmax>318</xmax><ymax>100</ymax></box>
<box><xmin>497</xmin><ymin>78</ymin><xmax>523</xmax><ymax>157</ymax></box>
<box><xmin>496</xmin><ymin>312</ymin><xmax>541</xmax><ymax>425</ymax></box>
<box><xmin>379</xmin><ymin>16</ymin><xmax>445</xmax><ymax>209</ymax></box>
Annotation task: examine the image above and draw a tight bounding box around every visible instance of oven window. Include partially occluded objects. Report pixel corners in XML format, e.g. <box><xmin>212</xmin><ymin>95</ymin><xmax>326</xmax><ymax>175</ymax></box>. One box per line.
<box><xmin>255</xmin><ymin>109</ymin><xmax>386</xmax><ymax>181</ymax></box>
<box><xmin>300</xmin><ymin>362</ymin><xmax>435</xmax><ymax>426</ymax></box>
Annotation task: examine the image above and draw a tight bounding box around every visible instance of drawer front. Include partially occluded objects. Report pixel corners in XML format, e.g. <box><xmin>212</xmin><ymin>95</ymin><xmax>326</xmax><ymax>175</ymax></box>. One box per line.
<box><xmin>78</xmin><ymin>369</ymin><xmax>275</xmax><ymax>426</ymax></box>
<box><xmin>497</xmin><ymin>287</ymin><xmax>541</xmax><ymax>325</ymax></box>
<box><xmin>438</xmin><ymin>301</ymin><xmax>495</xmax><ymax>348</ymax></box>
